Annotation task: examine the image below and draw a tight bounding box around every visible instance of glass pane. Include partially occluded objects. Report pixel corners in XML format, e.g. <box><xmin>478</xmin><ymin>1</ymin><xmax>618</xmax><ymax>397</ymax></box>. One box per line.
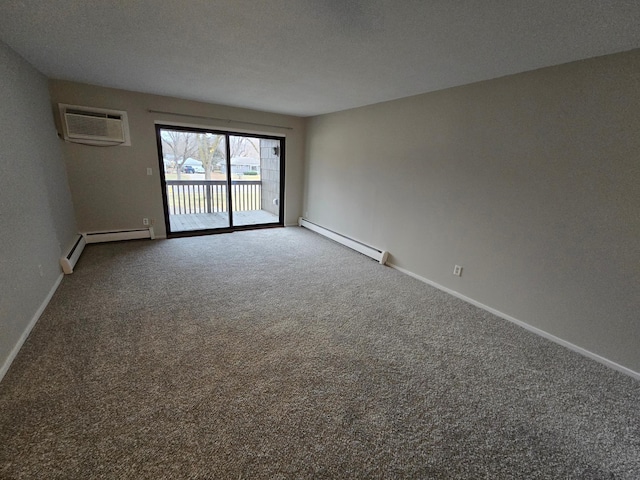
<box><xmin>228</xmin><ymin>135</ymin><xmax>280</xmax><ymax>227</ymax></box>
<box><xmin>160</xmin><ymin>128</ymin><xmax>229</xmax><ymax>232</ymax></box>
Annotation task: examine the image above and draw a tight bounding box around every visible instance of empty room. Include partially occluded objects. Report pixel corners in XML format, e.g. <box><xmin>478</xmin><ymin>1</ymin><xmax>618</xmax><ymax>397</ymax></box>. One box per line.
<box><xmin>1</xmin><ymin>1</ymin><xmax>639</xmax><ymax>478</ymax></box>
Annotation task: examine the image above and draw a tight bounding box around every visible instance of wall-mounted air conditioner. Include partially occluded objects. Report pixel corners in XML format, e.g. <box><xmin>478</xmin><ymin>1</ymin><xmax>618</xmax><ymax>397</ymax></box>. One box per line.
<box><xmin>59</xmin><ymin>104</ymin><xmax>131</xmax><ymax>146</ymax></box>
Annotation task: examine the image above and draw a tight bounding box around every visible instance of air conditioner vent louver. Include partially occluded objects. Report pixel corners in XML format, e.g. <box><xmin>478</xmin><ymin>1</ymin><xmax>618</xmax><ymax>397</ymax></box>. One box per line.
<box><xmin>65</xmin><ymin>113</ymin><xmax>125</xmax><ymax>142</ymax></box>
<box><xmin>58</xmin><ymin>104</ymin><xmax>131</xmax><ymax>146</ymax></box>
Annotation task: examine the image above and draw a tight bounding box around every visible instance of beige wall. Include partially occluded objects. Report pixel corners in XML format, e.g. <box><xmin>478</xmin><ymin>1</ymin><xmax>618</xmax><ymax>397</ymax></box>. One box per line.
<box><xmin>0</xmin><ymin>42</ymin><xmax>78</xmax><ymax>376</ymax></box>
<box><xmin>48</xmin><ymin>81</ymin><xmax>306</xmax><ymax>236</ymax></box>
<box><xmin>304</xmin><ymin>50</ymin><xmax>640</xmax><ymax>373</ymax></box>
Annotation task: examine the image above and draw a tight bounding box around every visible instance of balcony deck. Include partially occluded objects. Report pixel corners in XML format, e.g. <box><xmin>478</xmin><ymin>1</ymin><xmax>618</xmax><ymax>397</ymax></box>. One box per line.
<box><xmin>169</xmin><ymin>209</ymin><xmax>279</xmax><ymax>232</ymax></box>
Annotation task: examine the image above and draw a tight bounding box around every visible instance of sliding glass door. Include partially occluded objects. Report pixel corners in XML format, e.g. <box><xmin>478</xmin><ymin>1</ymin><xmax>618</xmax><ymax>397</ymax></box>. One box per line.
<box><xmin>160</xmin><ymin>129</ymin><xmax>230</xmax><ymax>231</ymax></box>
<box><xmin>156</xmin><ymin>125</ymin><xmax>284</xmax><ymax>236</ymax></box>
<box><xmin>228</xmin><ymin>134</ymin><xmax>281</xmax><ymax>227</ymax></box>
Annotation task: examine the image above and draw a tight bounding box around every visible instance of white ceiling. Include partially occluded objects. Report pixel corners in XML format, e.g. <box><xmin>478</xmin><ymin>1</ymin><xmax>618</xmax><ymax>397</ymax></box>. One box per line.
<box><xmin>1</xmin><ymin>1</ymin><xmax>639</xmax><ymax>117</ymax></box>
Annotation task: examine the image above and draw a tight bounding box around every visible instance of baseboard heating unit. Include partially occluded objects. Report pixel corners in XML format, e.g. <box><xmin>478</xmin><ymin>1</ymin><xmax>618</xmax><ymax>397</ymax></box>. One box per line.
<box><xmin>60</xmin><ymin>227</ymin><xmax>155</xmax><ymax>274</ymax></box>
<box><xmin>60</xmin><ymin>234</ymin><xmax>86</xmax><ymax>274</ymax></box>
<box><xmin>298</xmin><ymin>218</ymin><xmax>389</xmax><ymax>265</ymax></box>
<box><xmin>84</xmin><ymin>227</ymin><xmax>155</xmax><ymax>244</ymax></box>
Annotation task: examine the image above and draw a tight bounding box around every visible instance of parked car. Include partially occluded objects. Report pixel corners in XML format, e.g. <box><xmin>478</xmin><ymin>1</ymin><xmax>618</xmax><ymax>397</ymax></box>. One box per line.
<box><xmin>182</xmin><ymin>165</ymin><xmax>195</xmax><ymax>174</ymax></box>
<box><xmin>193</xmin><ymin>166</ymin><xmax>205</xmax><ymax>174</ymax></box>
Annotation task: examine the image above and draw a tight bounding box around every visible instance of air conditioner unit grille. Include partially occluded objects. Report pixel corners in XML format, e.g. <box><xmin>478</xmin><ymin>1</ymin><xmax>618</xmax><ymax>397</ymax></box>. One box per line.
<box><xmin>65</xmin><ymin>113</ymin><xmax>125</xmax><ymax>142</ymax></box>
<box><xmin>58</xmin><ymin>104</ymin><xmax>130</xmax><ymax>146</ymax></box>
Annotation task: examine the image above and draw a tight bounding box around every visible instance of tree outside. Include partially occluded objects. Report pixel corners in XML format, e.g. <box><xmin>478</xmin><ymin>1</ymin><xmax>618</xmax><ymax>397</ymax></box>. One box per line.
<box><xmin>161</xmin><ymin>129</ymin><xmax>261</xmax><ymax>180</ymax></box>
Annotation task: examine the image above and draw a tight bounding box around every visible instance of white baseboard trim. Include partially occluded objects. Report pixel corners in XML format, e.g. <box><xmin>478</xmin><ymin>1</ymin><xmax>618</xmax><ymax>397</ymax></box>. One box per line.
<box><xmin>388</xmin><ymin>262</ymin><xmax>640</xmax><ymax>381</ymax></box>
<box><xmin>0</xmin><ymin>273</ymin><xmax>64</xmax><ymax>383</ymax></box>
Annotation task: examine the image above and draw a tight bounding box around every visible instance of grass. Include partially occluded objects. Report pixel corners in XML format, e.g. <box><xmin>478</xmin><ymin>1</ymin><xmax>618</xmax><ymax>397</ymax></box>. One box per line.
<box><xmin>164</xmin><ymin>172</ymin><xmax>261</xmax><ymax>181</ymax></box>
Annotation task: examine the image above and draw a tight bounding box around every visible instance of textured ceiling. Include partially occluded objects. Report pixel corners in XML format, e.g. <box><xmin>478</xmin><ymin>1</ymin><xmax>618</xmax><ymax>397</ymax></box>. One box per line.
<box><xmin>1</xmin><ymin>0</ymin><xmax>639</xmax><ymax>117</ymax></box>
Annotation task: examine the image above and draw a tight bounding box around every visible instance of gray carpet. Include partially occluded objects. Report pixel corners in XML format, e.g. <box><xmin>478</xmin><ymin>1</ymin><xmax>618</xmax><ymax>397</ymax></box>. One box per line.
<box><xmin>1</xmin><ymin>227</ymin><xmax>639</xmax><ymax>479</ymax></box>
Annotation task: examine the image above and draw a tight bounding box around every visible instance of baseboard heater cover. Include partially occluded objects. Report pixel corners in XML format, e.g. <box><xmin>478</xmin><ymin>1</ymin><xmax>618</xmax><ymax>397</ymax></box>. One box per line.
<box><xmin>298</xmin><ymin>218</ymin><xmax>389</xmax><ymax>265</ymax></box>
<box><xmin>83</xmin><ymin>227</ymin><xmax>155</xmax><ymax>244</ymax></box>
<box><xmin>60</xmin><ymin>234</ymin><xmax>86</xmax><ymax>274</ymax></box>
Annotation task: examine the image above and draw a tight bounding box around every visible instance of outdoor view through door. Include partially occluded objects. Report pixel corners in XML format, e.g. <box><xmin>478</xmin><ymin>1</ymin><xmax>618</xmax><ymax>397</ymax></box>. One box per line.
<box><xmin>156</xmin><ymin>125</ymin><xmax>284</xmax><ymax>236</ymax></box>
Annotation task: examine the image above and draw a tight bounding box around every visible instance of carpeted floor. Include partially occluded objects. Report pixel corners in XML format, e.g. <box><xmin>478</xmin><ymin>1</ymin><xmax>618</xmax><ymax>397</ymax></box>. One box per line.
<box><xmin>1</xmin><ymin>227</ymin><xmax>639</xmax><ymax>479</ymax></box>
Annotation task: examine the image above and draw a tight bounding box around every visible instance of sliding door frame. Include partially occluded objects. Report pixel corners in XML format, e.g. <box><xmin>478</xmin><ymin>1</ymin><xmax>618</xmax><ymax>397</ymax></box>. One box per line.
<box><xmin>155</xmin><ymin>124</ymin><xmax>285</xmax><ymax>238</ymax></box>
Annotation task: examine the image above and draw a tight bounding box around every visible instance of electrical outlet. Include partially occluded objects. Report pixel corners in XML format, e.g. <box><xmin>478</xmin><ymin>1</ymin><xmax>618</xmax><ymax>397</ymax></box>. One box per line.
<box><xmin>143</xmin><ymin>218</ymin><xmax>149</xmax><ymax>226</ymax></box>
<box><xmin>146</xmin><ymin>168</ymin><xmax>152</xmax><ymax>176</ymax></box>
<box><xmin>453</xmin><ymin>265</ymin><xmax>463</xmax><ymax>276</ymax></box>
